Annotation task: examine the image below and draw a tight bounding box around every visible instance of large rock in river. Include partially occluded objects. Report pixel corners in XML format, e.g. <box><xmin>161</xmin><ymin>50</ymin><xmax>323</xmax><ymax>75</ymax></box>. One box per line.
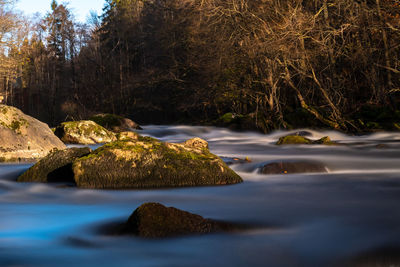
<box><xmin>18</xmin><ymin>147</ymin><xmax>92</xmax><ymax>183</ymax></box>
<box><xmin>121</xmin><ymin>203</ymin><xmax>240</xmax><ymax>238</ymax></box>
<box><xmin>72</xmin><ymin>136</ymin><xmax>242</xmax><ymax>189</ymax></box>
<box><xmin>89</xmin><ymin>113</ymin><xmax>142</xmax><ymax>132</ymax></box>
<box><xmin>0</xmin><ymin>105</ymin><xmax>66</xmax><ymax>161</ymax></box>
<box><xmin>54</xmin><ymin>120</ymin><xmax>116</xmax><ymax>144</ymax></box>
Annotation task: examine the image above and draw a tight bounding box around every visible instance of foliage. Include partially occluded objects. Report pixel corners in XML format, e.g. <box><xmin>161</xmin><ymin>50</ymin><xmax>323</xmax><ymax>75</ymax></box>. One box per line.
<box><xmin>2</xmin><ymin>0</ymin><xmax>400</xmax><ymax>132</ymax></box>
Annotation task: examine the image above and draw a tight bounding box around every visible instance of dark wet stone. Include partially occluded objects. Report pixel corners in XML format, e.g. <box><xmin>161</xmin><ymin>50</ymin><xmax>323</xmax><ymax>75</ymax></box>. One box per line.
<box><xmin>261</xmin><ymin>160</ymin><xmax>327</xmax><ymax>174</ymax></box>
<box><xmin>18</xmin><ymin>147</ymin><xmax>91</xmax><ymax>183</ymax></box>
<box><xmin>121</xmin><ymin>203</ymin><xmax>244</xmax><ymax>238</ymax></box>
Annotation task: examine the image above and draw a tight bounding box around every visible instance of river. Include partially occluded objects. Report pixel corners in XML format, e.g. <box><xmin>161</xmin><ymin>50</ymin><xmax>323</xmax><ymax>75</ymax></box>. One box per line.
<box><xmin>1</xmin><ymin>125</ymin><xmax>400</xmax><ymax>266</ymax></box>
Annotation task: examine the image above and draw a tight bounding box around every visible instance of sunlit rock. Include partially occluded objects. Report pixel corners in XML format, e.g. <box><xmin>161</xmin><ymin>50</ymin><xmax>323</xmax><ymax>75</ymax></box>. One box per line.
<box><xmin>116</xmin><ymin>131</ymin><xmax>139</xmax><ymax>141</ymax></box>
<box><xmin>0</xmin><ymin>104</ymin><xmax>66</xmax><ymax>162</ymax></box>
<box><xmin>72</xmin><ymin>136</ymin><xmax>242</xmax><ymax>189</ymax></box>
<box><xmin>89</xmin><ymin>113</ymin><xmax>142</xmax><ymax>132</ymax></box>
<box><xmin>18</xmin><ymin>147</ymin><xmax>91</xmax><ymax>183</ymax></box>
<box><xmin>277</xmin><ymin>135</ymin><xmax>336</xmax><ymax>145</ymax></box>
<box><xmin>261</xmin><ymin>160</ymin><xmax>328</xmax><ymax>175</ymax></box>
<box><xmin>54</xmin><ymin>120</ymin><xmax>116</xmax><ymax>144</ymax></box>
<box><xmin>120</xmin><ymin>203</ymin><xmax>241</xmax><ymax>238</ymax></box>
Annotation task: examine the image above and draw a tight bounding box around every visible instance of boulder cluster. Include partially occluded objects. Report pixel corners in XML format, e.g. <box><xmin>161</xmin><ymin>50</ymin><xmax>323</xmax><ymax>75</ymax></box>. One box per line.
<box><xmin>18</xmin><ymin>135</ymin><xmax>242</xmax><ymax>189</ymax></box>
<box><xmin>1</xmin><ymin>105</ymin><xmax>341</xmax><ymax>239</ymax></box>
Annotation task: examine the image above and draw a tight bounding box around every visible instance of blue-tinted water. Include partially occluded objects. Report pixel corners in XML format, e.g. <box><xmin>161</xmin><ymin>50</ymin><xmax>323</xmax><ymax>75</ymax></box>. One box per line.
<box><xmin>1</xmin><ymin>126</ymin><xmax>400</xmax><ymax>266</ymax></box>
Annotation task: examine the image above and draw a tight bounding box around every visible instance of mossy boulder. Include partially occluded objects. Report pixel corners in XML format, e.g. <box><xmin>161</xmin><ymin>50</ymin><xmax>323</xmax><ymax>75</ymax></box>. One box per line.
<box><xmin>121</xmin><ymin>203</ymin><xmax>241</xmax><ymax>238</ymax></box>
<box><xmin>116</xmin><ymin>131</ymin><xmax>139</xmax><ymax>141</ymax></box>
<box><xmin>0</xmin><ymin>104</ymin><xmax>66</xmax><ymax>161</ymax></box>
<box><xmin>277</xmin><ymin>135</ymin><xmax>336</xmax><ymax>145</ymax></box>
<box><xmin>261</xmin><ymin>160</ymin><xmax>328</xmax><ymax>175</ymax></box>
<box><xmin>89</xmin><ymin>113</ymin><xmax>141</xmax><ymax>132</ymax></box>
<box><xmin>72</xmin><ymin>136</ymin><xmax>242</xmax><ymax>189</ymax></box>
<box><xmin>18</xmin><ymin>147</ymin><xmax>92</xmax><ymax>183</ymax></box>
<box><xmin>54</xmin><ymin>120</ymin><xmax>117</xmax><ymax>144</ymax></box>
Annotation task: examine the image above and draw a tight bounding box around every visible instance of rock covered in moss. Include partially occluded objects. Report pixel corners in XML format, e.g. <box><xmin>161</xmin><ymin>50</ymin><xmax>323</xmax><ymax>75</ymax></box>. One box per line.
<box><xmin>122</xmin><ymin>203</ymin><xmax>239</xmax><ymax>238</ymax></box>
<box><xmin>261</xmin><ymin>160</ymin><xmax>328</xmax><ymax>175</ymax></box>
<box><xmin>54</xmin><ymin>120</ymin><xmax>117</xmax><ymax>144</ymax></box>
<box><xmin>89</xmin><ymin>113</ymin><xmax>141</xmax><ymax>132</ymax></box>
<box><xmin>18</xmin><ymin>147</ymin><xmax>91</xmax><ymax>183</ymax></box>
<box><xmin>72</xmin><ymin>136</ymin><xmax>242</xmax><ymax>189</ymax></box>
<box><xmin>0</xmin><ymin>104</ymin><xmax>66</xmax><ymax>162</ymax></box>
<box><xmin>277</xmin><ymin>135</ymin><xmax>336</xmax><ymax>145</ymax></box>
<box><xmin>116</xmin><ymin>131</ymin><xmax>139</xmax><ymax>141</ymax></box>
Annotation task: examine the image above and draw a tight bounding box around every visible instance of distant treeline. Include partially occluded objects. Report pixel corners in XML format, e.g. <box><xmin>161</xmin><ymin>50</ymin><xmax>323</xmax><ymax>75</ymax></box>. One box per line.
<box><xmin>1</xmin><ymin>0</ymin><xmax>400</xmax><ymax>132</ymax></box>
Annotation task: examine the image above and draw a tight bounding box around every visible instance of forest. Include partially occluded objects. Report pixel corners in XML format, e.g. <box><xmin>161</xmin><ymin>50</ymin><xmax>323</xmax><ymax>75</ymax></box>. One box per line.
<box><xmin>1</xmin><ymin>0</ymin><xmax>400</xmax><ymax>132</ymax></box>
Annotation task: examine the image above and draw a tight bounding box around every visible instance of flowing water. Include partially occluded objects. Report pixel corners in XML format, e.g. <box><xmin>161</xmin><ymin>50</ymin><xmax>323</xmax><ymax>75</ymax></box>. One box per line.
<box><xmin>1</xmin><ymin>126</ymin><xmax>400</xmax><ymax>266</ymax></box>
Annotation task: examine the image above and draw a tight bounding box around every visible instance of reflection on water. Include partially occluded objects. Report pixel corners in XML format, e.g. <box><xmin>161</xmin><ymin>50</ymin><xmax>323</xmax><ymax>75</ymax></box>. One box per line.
<box><xmin>1</xmin><ymin>126</ymin><xmax>400</xmax><ymax>266</ymax></box>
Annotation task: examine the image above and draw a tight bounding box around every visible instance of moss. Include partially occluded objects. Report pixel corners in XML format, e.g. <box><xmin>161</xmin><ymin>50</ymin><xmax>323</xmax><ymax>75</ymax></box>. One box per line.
<box><xmin>0</xmin><ymin>115</ymin><xmax>28</xmax><ymax>134</ymax></box>
<box><xmin>116</xmin><ymin>131</ymin><xmax>139</xmax><ymax>141</ymax></box>
<box><xmin>277</xmin><ymin>135</ymin><xmax>312</xmax><ymax>145</ymax></box>
<box><xmin>277</xmin><ymin>135</ymin><xmax>336</xmax><ymax>145</ymax></box>
<box><xmin>10</xmin><ymin>120</ymin><xmax>22</xmax><ymax>131</ymax></box>
<box><xmin>55</xmin><ymin>120</ymin><xmax>116</xmax><ymax>144</ymax></box>
<box><xmin>72</xmin><ymin>137</ymin><xmax>242</xmax><ymax>189</ymax></box>
<box><xmin>313</xmin><ymin>136</ymin><xmax>335</xmax><ymax>145</ymax></box>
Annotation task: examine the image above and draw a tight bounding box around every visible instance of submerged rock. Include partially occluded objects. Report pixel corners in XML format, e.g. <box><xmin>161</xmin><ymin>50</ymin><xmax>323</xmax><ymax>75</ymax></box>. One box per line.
<box><xmin>72</xmin><ymin>136</ymin><xmax>242</xmax><ymax>189</ymax></box>
<box><xmin>18</xmin><ymin>147</ymin><xmax>91</xmax><ymax>183</ymax></box>
<box><xmin>277</xmin><ymin>135</ymin><xmax>336</xmax><ymax>145</ymax></box>
<box><xmin>0</xmin><ymin>104</ymin><xmax>66</xmax><ymax>162</ymax></box>
<box><xmin>89</xmin><ymin>113</ymin><xmax>142</xmax><ymax>132</ymax></box>
<box><xmin>121</xmin><ymin>203</ymin><xmax>241</xmax><ymax>238</ymax></box>
<box><xmin>54</xmin><ymin>120</ymin><xmax>116</xmax><ymax>144</ymax></box>
<box><xmin>261</xmin><ymin>160</ymin><xmax>328</xmax><ymax>175</ymax></box>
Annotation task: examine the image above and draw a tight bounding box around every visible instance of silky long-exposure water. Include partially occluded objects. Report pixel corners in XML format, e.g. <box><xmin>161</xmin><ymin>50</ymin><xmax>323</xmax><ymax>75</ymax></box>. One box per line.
<box><xmin>1</xmin><ymin>126</ymin><xmax>400</xmax><ymax>266</ymax></box>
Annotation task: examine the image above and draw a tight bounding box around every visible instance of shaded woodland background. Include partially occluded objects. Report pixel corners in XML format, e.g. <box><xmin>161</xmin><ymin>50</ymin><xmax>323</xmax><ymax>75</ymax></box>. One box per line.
<box><xmin>1</xmin><ymin>0</ymin><xmax>400</xmax><ymax>132</ymax></box>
